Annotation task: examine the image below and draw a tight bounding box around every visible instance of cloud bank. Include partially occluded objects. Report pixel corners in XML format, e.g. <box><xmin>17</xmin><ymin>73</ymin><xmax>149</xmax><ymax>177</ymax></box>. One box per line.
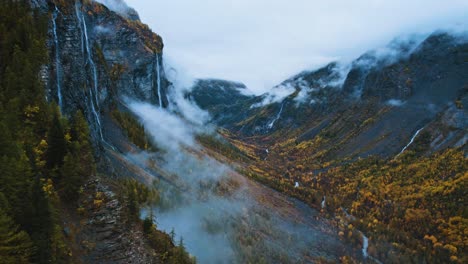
<box><xmin>126</xmin><ymin>100</ymin><xmax>356</xmax><ymax>262</ymax></box>
<box><xmin>94</xmin><ymin>0</ymin><xmax>137</xmax><ymax>19</ymax></box>
<box><xmin>128</xmin><ymin>101</ymin><xmax>201</xmax><ymax>152</ymax></box>
<box><xmin>125</xmin><ymin>0</ymin><xmax>467</xmax><ymax>94</ymax></box>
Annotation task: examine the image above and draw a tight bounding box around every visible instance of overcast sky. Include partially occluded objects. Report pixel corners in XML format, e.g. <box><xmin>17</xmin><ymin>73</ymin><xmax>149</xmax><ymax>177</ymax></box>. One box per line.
<box><xmin>123</xmin><ymin>0</ymin><xmax>468</xmax><ymax>94</ymax></box>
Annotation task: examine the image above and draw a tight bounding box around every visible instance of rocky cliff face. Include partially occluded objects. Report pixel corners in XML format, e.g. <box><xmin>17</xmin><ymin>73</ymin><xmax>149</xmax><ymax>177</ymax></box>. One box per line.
<box><xmin>33</xmin><ymin>2</ymin><xmax>174</xmax><ymax>261</ymax></box>
<box><xmin>68</xmin><ymin>177</ymin><xmax>157</xmax><ymax>264</ymax></box>
<box><xmin>189</xmin><ymin>79</ymin><xmax>260</xmax><ymax>125</ymax></box>
<box><xmin>192</xmin><ymin>33</ymin><xmax>468</xmax><ymax>159</ymax></box>
<box><xmin>41</xmin><ymin>0</ymin><xmax>169</xmax><ymax>143</ymax></box>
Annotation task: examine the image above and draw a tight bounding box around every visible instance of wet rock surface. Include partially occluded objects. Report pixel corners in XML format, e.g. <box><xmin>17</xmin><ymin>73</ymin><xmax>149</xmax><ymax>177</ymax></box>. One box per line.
<box><xmin>41</xmin><ymin>0</ymin><xmax>168</xmax><ymax>143</ymax></box>
<box><xmin>72</xmin><ymin>177</ymin><xmax>157</xmax><ymax>264</ymax></box>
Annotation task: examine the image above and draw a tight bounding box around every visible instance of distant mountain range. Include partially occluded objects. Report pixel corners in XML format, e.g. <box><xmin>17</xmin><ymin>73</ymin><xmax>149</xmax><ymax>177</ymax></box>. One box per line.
<box><xmin>191</xmin><ymin>32</ymin><xmax>468</xmax><ymax>160</ymax></box>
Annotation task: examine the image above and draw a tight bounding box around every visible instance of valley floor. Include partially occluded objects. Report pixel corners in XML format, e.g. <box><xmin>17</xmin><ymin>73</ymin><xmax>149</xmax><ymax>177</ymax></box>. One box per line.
<box><xmin>101</xmin><ymin>113</ymin><xmax>365</xmax><ymax>263</ymax></box>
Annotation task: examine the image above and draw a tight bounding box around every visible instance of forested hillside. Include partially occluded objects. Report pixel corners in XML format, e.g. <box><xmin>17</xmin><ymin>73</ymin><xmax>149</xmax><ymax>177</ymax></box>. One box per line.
<box><xmin>0</xmin><ymin>1</ymin><xmax>193</xmax><ymax>263</ymax></box>
<box><xmin>0</xmin><ymin>1</ymin><xmax>82</xmax><ymax>261</ymax></box>
<box><xmin>1</xmin><ymin>1</ymin><xmax>466</xmax><ymax>263</ymax></box>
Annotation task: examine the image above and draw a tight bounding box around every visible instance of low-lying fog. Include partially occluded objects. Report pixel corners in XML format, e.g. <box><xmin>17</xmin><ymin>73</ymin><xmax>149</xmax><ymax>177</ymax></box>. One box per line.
<box><xmin>127</xmin><ymin>100</ymin><xmax>357</xmax><ymax>263</ymax></box>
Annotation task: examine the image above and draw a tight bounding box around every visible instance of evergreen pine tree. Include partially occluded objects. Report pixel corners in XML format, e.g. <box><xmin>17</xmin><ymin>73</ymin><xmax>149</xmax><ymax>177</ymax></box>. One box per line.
<box><xmin>60</xmin><ymin>152</ymin><xmax>82</xmax><ymax>202</ymax></box>
<box><xmin>30</xmin><ymin>177</ymin><xmax>53</xmax><ymax>263</ymax></box>
<box><xmin>45</xmin><ymin>107</ymin><xmax>66</xmax><ymax>171</ymax></box>
<box><xmin>70</xmin><ymin>110</ymin><xmax>95</xmax><ymax>176</ymax></box>
<box><xmin>0</xmin><ymin>193</ymin><xmax>33</xmax><ymax>263</ymax></box>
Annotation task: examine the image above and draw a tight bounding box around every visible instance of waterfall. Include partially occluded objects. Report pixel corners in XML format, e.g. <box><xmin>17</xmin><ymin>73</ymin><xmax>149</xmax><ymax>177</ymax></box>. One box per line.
<box><xmin>52</xmin><ymin>6</ymin><xmax>62</xmax><ymax>110</ymax></box>
<box><xmin>74</xmin><ymin>3</ymin><xmax>85</xmax><ymax>56</ymax></box>
<box><xmin>89</xmin><ymin>93</ymin><xmax>103</xmax><ymax>136</ymax></box>
<box><xmin>81</xmin><ymin>13</ymin><xmax>100</xmax><ymax>111</ymax></box>
<box><xmin>362</xmin><ymin>233</ymin><xmax>369</xmax><ymax>258</ymax></box>
<box><xmin>321</xmin><ymin>196</ymin><xmax>326</xmax><ymax>209</ymax></box>
<box><xmin>155</xmin><ymin>54</ymin><xmax>163</xmax><ymax>108</ymax></box>
<box><xmin>75</xmin><ymin>3</ymin><xmax>103</xmax><ymax>141</ymax></box>
<box><xmin>397</xmin><ymin>126</ymin><xmax>425</xmax><ymax>157</ymax></box>
<box><xmin>341</xmin><ymin>208</ymin><xmax>383</xmax><ymax>263</ymax></box>
<box><xmin>268</xmin><ymin>101</ymin><xmax>285</xmax><ymax>129</ymax></box>
<box><xmin>73</xmin><ymin>3</ymin><xmax>118</xmax><ymax>151</ymax></box>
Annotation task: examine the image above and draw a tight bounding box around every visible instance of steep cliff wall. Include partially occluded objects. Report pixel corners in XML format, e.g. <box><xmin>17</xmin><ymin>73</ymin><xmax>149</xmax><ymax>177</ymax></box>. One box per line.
<box><xmin>42</xmin><ymin>0</ymin><xmax>169</xmax><ymax>143</ymax></box>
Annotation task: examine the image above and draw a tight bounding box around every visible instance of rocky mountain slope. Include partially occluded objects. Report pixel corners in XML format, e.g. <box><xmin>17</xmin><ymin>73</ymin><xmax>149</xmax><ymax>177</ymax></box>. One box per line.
<box><xmin>63</xmin><ymin>176</ymin><xmax>157</xmax><ymax>264</ymax></box>
<box><xmin>190</xmin><ymin>32</ymin><xmax>467</xmax><ymax>263</ymax></box>
<box><xmin>8</xmin><ymin>0</ymin><xmax>465</xmax><ymax>263</ymax></box>
<box><xmin>192</xmin><ymin>33</ymin><xmax>468</xmax><ymax>160</ymax></box>
<box><xmin>39</xmin><ymin>0</ymin><xmax>170</xmax><ymax>144</ymax></box>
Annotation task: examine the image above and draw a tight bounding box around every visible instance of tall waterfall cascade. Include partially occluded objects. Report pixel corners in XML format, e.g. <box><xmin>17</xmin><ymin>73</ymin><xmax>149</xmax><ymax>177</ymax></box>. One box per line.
<box><xmin>52</xmin><ymin>6</ymin><xmax>62</xmax><ymax>110</ymax></box>
<box><xmin>397</xmin><ymin>126</ymin><xmax>425</xmax><ymax>157</ymax></box>
<box><xmin>268</xmin><ymin>101</ymin><xmax>285</xmax><ymax>129</ymax></box>
<box><xmin>75</xmin><ymin>3</ymin><xmax>104</xmax><ymax>141</ymax></box>
<box><xmin>156</xmin><ymin>54</ymin><xmax>163</xmax><ymax>108</ymax></box>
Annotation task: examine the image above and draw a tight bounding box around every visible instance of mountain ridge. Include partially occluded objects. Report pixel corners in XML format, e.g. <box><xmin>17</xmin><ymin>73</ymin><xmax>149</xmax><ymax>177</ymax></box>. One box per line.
<box><xmin>1</xmin><ymin>0</ymin><xmax>466</xmax><ymax>263</ymax></box>
<box><xmin>191</xmin><ymin>32</ymin><xmax>468</xmax><ymax>159</ymax></box>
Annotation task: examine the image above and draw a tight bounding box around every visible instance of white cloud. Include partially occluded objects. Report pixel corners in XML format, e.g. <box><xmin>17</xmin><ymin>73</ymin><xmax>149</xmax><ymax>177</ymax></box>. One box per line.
<box><xmin>125</xmin><ymin>0</ymin><xmax>467</xmax><ymax>95</ymax></box>
<box><xmin>161</xmin><ymin>55</ymin><xmax>212</xmax><ymax>126</ymax></box>
<box><xmin>127</xmin><ymin>100</ymin><xmax>197</xmax><ymax>151</ymax></box>
<box><xmin>94</xmin><ymin>25</ymin><xmax>113</xmax><ymax>35</ymax></box>
<box><xmin>94</xmin><ymin>0</ymin><xmax>132</xmax><ymax>16</ymax></box>
<box><xmin>252</xmin><ymin>83</ymin><xmax>295</xmax><ymax>108</ymax></box>
<box><xmin>387</xmin><ymin>99</ymin><xmax>406</xmax><ymax>107</ymax></box>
